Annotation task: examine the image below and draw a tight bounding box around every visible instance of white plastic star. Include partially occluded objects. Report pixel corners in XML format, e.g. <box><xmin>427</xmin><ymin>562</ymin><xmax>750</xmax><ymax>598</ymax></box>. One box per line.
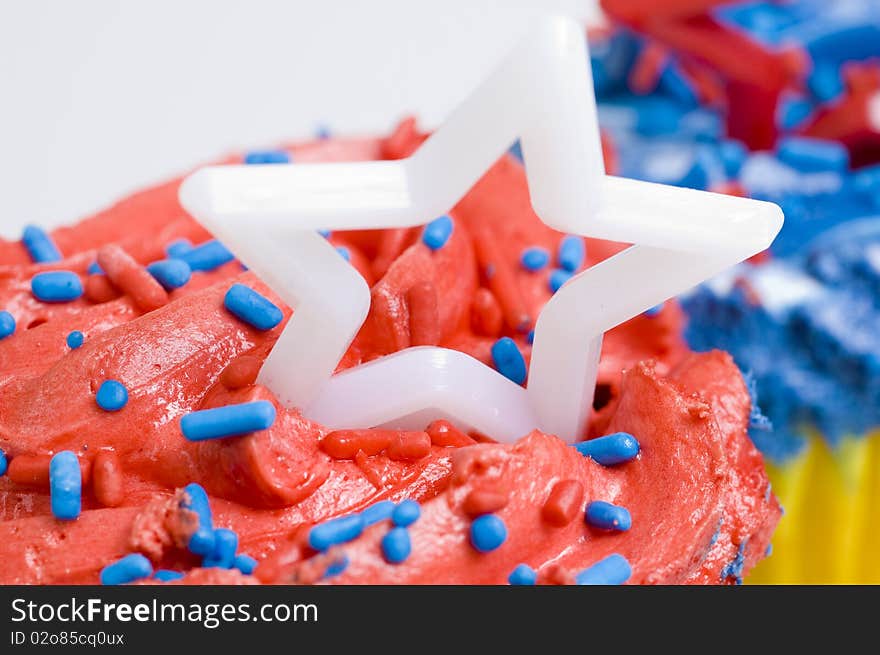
<box><xmin>179</xmin><ymin>15</ymin><xmax>782</xmax><ymax>443</ymax></box>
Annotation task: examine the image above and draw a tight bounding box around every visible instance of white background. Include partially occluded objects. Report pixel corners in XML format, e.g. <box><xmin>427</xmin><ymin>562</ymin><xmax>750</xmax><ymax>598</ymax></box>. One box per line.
<box><xmin>0</xmin><ymin>0</ymin><xmax>600</xmax><ymax>236</ymax></box>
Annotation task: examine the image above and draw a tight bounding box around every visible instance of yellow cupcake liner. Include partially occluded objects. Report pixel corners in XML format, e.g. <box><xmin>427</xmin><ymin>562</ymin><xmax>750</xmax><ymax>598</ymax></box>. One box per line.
<box><xmin>748</xmin><ymin>428</ymin><xmax>880</xmax><ymax>584</ymax></box>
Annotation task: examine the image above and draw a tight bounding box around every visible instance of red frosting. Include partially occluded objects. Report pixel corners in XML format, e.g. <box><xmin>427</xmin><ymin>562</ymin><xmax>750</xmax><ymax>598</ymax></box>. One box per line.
<box><xmin>0</xmin><ymin>120</ymin><xmax>780</xmax><ymax>584</ymax></box>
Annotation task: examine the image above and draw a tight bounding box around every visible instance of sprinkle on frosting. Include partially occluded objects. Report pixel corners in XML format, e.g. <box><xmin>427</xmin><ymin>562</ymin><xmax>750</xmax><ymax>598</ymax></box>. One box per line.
<box><xmin>49</xmin><ymin>451</ymin><xmax>81</xmax><ymax>520</ymax></box>
<box><xmin>470</xmin><ymin>514</ymin><xmax>507</xmax><ymax>553</ymax></box>
<box><xmin>0</xmin><ymin>449</ymin><xmax>7</xmax><ymax>477</ymax></box>
<box><xmin>308</xmin><ymin>514</ymin><xmax>365</xmax><ymax>552</ymax></box>
<box><xmin>391</xmin><ymin>500</ymin><xmax>421</xmax><ymax>528</ymax></box>
<box><xmin>147</xmin><ymin>259</ymin><xmax>192</xmax><ymax>290</ymax></box>
<box><xmin>541</xmin><ymin>479</ymin><xmax>584</xmax><ymax>527</ymax></box>
<box><xmin>0</xmin><ymin>310</ymin><xmax>15</xmax><ymax>340</ymax></box>
<box><xmin>182</xmin><ymin>483</ymin><xmax>215</xmax><ymax>556</ymax></box>
<box><xmin>521</xmin><ymin>247</ymin><xmax>550</xmax><ymax>271</ymax></box>
<box><xmin>490</xmin><ymin>337</ymin><xmax>527</xmax><ymax>385</ymax></box>
<box><xmin>174</xmin><ymin>240</ymin><xmax>234</xmax><ymax>272</ymax></box>
<box><xmin>223</xmin><ymin>283</ymin><xmax>284</xmax><ymax>331</ymax></box>
<box><xmin>180</xmin><ymin>400</ymin><xmax>276</xmax><ymax>441</ymax></box>
<box><xmin>66</xmin><ymin>330</ymin><xmax>84</xmax><ymax>349</ymax></box>
<box><xmin>100</xmin><ymin>553</ymin><xmax>153</xmax><ymax>585</ymax></box>
<box><xmin>244</xmin><ymin>150</ymin><xmax>291</xmax><ymax>164</ymax></box>
<box><xmin>95</xmin><ymin>380</ymin><xmax>129</xmax><ymax>412</ymax></box>
<box><xmin>22</xmin><ymin>225</ymin><xmax>62</xmax><ymax>263</ymax></box>
<box><xmin>508</xmin><ymin>564</ymin><xmax>537</xmax><ymax>585</ymax></box>
<box><xmin>202</xmin><ymin>528</ymin><xmax>238</xmax><ymax>568</ymax></box>
<box><xmin>31</xmin><ymin>271</ymin><xmax>83</xmax><ymax>303</ymax></box>
<box><xmin>644</xmin><ymin>303</ymin><xmax>664</xmax><ymax>317</ymax></box>
<box><xmin>336</xmin><ymin>246</ymin><xmax>351</xmax><ymax>262</ymax></box>
<box><xmin>154</xmin><ymin>569</ymin><xmax>185</xmax><ymax>582</ymax></box>
<box><xmin>324</xmin><ymin>555</ymin><xmax>349</xmax><ymax>579</ymax></box>
<box><xmin>233</xmin><ymin>554</ymin><xmax>258</xmax><ymax>575</ymax></box>
<box><xmin>361</xmin><ymin>500</ymin><xmax>396</xmax><ymax>527</ymax></box>
<box><xmin>585</xmin><ymin>501</ymin><xmax>632</xmax><ymax>531</ymax></box>
<box><xmin>165</xmin><ymin>239</ymin><xmax>193</xmax><ymax>259</ymax></box>
<box><xmin>422</xmin><ymin>215</ymin><xmax>453</xmax><ymax>250</ymax></box>
<box><xmin>575</xmin><ymin>554</ymin><xmax>632</xmax><ymax>585</ymax></box>
<box><xmin>382</xmin><ymin>527</ymin><xmax>412</xmax><ymax>564</ymax></box>
<box><xmin>574</xmin><ymin>432</ymin><xmax>641</xmax><ymax>466</ymax></box>
<box><xmin>548</xmin><ymin>268</ymin><xmax>572</xmax><ymax>293</ymax></box>
<box><xmin>87</xmin><ymin>261</ymin><xmax>103</xmax><ymax>275</ymax></box>
<box><xmin>557</xmin><ymin>235</ymin><xmax>585</xmax><ymax>272</ymax></box>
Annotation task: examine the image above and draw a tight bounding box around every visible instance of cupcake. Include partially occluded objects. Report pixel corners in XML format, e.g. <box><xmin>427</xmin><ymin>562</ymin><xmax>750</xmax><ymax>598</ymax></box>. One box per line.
<box><xmin>0</xmin><ymin>122</ymin><xmax>780</xmax><ymax>584</ymax></box>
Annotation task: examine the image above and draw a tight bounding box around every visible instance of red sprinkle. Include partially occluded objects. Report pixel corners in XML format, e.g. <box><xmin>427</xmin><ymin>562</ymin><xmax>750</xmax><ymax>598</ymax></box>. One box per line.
<box><xmin>84</xmin><ymin>274</ymin><xmax>122</xmax><ymax>304</ymax></box>
<box><xmin>97</xmin><ymin>244</ymin><xmax>169</xmax><ymax>312</ymax></box>
<box><xmin>426</xmin><ymin>420</ymin><xmax>475</xmax><ymax>448</ymax></box>
<box><xmin>93</xmin><ymin>450</ymin><xmax>124</xmax><ymax>507</ymax></box>
<box><xmin>541</xmin><ymin>479</ymin><xmax>584</xmax><ymax>527</ymax></box>
<box><xmin>386</xmin><ymin>431</ymin><xmax>432</xmax><ymax>461</ymax></box>
<box><xmin>471</xmin><ymin>224</ymin><xmax>531</xmax><ymax>332</ymax></box>
<box><xmin>320</xmin><ymin>429</ymin><xmax>395</xmax><ymax>459</ymax></box>
<box><xmin>462</xmin><ymin>488</ymin><xmax>509</xmax><ymax>517</ymax></box>
<box><xmin>470</xmin><ymin>287</ymin><xmax>503</xmax><ymax>337</ymax></box>
<box><xmin>219</xmin><ymin>355</ymin><xmax>262</xmax><ymax>389</ymax></box>
<box><xmin>8</xmin><ymin>453</ymin><xmax>91</xmax><ymax>487</ymax></box>
<box><xmin>406</xmin><ymin>281</ymin><xmax>440</xmax><ymax>346</ymax></box>
<box><xmin>372</xmin><ymin>227</ymin><xmax>419</xmax><ymax>279</ymax></box>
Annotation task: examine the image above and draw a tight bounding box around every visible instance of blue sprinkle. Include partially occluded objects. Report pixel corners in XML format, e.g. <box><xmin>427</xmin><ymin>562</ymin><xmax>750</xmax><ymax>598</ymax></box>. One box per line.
<box><xmin>765</xmin><ymin>544</ymin><xmax>773</xmax><ymax>557</ymax></box>
<box><xmin>0</xmin><ymin>449</ymin><xmax>7</xmax><ymax>477</ymax></box>
<box><xmin>720</xmin><ymin>541</ymin><xmax>747</xmax><ymax>585</ymax></box>
<box><xmin>315</xmin><ymin>125</ymin><xmax>332</xmax><ymax>140</ymax></box>
<box><xmin>96</xmin><ymin>380</ymin><xmax>128</xmax><ymax>412</ymax></box>
<box><xmin>87</xmin><ymin>261</ymin><xmax>103</xmax><ymax>275</ymax></box>
<box><xmin>776</xmin><ymin>136</ymin><xmax>849</xmax><ymax>173</ymax></box>
<box><xmin>361</xmin><ymin>500</ymin><xmax>396</xmax><ymax>527</ymax></box>
<box><xmin>574</xmin><ymin>432</ymin><xmax>640</xmax><ymax>466</ymax></box>
<box><xmin>31</xmin><ymin>271</ymin><xmax>83</xmax><ymax>303</ymax></box>
<box><xmin>585</xmin><ymin>501</ymin><xmax>631</xmax><ymax>531</ymax></box>
<box><xmin>470</xmin><ymin>514</ymin><xmax>507</xmax><ymax>553</ymax></box>
<box><xmin>381</xmin><ymin>527</ymin><xmax>412</xmax><ymax>564</ymax></box>
<box><xmin>244</xmin><ymin>150</ymin><xmax>291</xmax><ymax>164</ymax></box>
<box><xmin>233</xmin><ymin>554</ymin><xmax>258</xmax><ymax>575</ymax></box>
<box><xmin>176</xmin><ymin>240</ymin><xmax>234</xmax><ymax>272</ymax></box>
<box><xmin>181</xmin><ymin>400</ymin><xmax>276</xmax><ymax>441</ymax></box>
<box><xmin>644</xmin><ymin>303</ymin><xmax>664</xmax><ymax>317</ymax></box>
<box><xmin>66</xmin><ymin>330</ymin><xmax>84</xmax><ymax>349</ymax></box>
<box><xmin>318</xmin><ymin>230</ymin><xmax>332</xmax><ymax>239</ymax></box>
<box><xmin>182</xmin><ymin>483</ymin><xmax>214</xmax><ymax>555</ymax></box>
<box><xmin>508</xmin><ymin>564</ymin><xmax>537</xmax><ymax>585</ymax></box>
<box><xmin>548</xmin><ymin>268</ymin><xmax>572</xmax><ymax>293</ymax></box>
<box><xmin>49</xmin><ymin>451</ymin><xmax>81</xmax><ymax>520</ymax></box>
<box><xmin>521</xmin><ymin>247</ymin><xmax>550</xmax><ymax>271</ymax></box>
<box><xmin>336</xmin><ymin>246</ymin><xmax>351</xmax><ymax>262</ymax></box>
<box><xmin>165</xmin><ymin>239</ymin><xmax>193</xmax><ymax>259</ymax></box>
<box><xmin>422</xmin><ymin>215</ymin><xmax>453</xmax><ymax>250</ymax></box>
<box><xmin>575</xmin><ymin>554</ymin><xmax>631</xmax><ymax>585</ymax></box>
<box><xmin>0</xmin><ymin>310</ymin><xmax>15</xmax><ymax>340</ymax></box>
<box><xmin>526</xmin><ymin>329</ymin><xmax>535</xmax><ymax>345</ymax></box>
<box><xmin>100</xmin><ymin>554</ymin><xmax>153</xmax><ymax>585</ymax></box>
<box><xmin>147</xmin><ymin>259</ymin><xmax>192</xmax><ymax>290</ymax></box>
<box><xmin>324</xmin><ymin>555</ymin><xmax>349</xmax><ymax>578</ymax></box>
<box><xmin>557</xmin><ymin>235</ymin><xmax>585</xmax><ymax>272</ymax></box>
<box><xmin>22</xmin><ymin>225</ymin><xmax>62</xmax><ymax>263</ymax></box>
<box><xmin>392</xmin><ymin>499</ymin><xmax>420</xmax><ymax>527</ymax></box>
<box><xmin>154</xmin><ymin>569</ymin><xmax>185</xmax><ymax>582</ymax></box>
<box><xmin>490</xmin><ymin>337</ymin><xmax>527</xmax><ymax>385</ymax></box>
<box><xmin>202</xmin><ymin>528</ymin><xmax>238</xmax><ymax>568</ymax></box>
<box><xmin>308</xmin><ymin>514</ymin><xmax>364</xmax><ymax>552</ymax></box>
<box><xmin>223</xmin><ymin>283</ymin><xmax>283</xmax><ymax>331</ymax></box>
